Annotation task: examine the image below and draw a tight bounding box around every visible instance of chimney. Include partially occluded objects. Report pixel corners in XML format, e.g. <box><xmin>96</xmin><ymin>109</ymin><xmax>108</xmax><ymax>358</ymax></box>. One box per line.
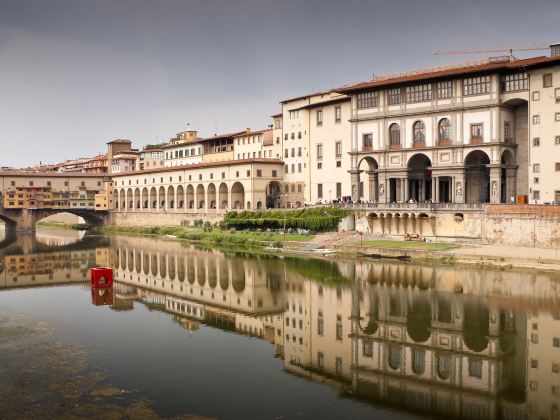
<box><xmin>246</xmin><ymin>128</ymin><xmax>251</xmax><ymax>132</ymax></box>
<box><xmin>550</xmin><ymin>42</ymin><xmax>560</xmax><ymax>57</ymax></box>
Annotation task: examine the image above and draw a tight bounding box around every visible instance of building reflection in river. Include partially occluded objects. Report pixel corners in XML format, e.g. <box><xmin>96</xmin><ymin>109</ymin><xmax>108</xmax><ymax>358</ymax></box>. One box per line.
<box><xmin>109</xmin><ymin>235</ymin><xmax>559</xmax><ymax>420</ymax></box>
<box><xmin>1</xmin><ymin>232</ymin><xmax>558</xmax><ymax>420</ymax></box>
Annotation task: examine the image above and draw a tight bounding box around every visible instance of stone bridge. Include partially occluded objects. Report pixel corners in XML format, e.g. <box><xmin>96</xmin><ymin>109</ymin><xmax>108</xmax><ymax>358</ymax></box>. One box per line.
<box><xmin>0</xmin><ymin>208</ymin><xmax>109</xmax><ymax>232</ymax></box>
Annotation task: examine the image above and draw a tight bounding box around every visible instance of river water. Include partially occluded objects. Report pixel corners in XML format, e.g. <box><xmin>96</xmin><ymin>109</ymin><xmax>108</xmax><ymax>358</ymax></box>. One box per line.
<box><xmin>0</xmin><ymin>227</ymin><xmax>559</xmax><ymax>419</ymax></box>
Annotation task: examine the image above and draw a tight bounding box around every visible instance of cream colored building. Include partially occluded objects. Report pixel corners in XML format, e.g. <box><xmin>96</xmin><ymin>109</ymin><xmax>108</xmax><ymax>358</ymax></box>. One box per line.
<box><xmin>307</xmin><ymin>95</ymin><xmax>352</xmax><ymax>203</ymax></box>
<box><xmin>337</xmin><ymin>48</ymin><xmax>560</xmax><ymax>205</ymax></box>
<box><xmin>111</xmin><ymin>158</ymin><xmax>283</xmax><ymax>211</ymax></box>
<box><xmin>163</xmin><ymin>129</ymin><xmax>203</xmax><ymax>167</ymax></box>
<box><xmin>527</xmin><ymin>62</ymin><xmax>560</xmax><ymax>203</ymax></box>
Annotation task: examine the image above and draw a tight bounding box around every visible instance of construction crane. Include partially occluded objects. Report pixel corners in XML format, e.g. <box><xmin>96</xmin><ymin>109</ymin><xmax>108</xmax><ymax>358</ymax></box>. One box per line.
<box><xmin>434</xmin><ymin>43</ymin><xmax>550</xmax><ymax>58</ymax></box>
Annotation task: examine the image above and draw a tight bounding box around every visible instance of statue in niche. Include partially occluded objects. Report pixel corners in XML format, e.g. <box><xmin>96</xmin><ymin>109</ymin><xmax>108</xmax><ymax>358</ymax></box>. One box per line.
<box><xmin>491</xmin><ymin>181</ymin><xmax>497</xmax><ymax>196</ymax></box>
<box><xmin>379</xmin><ymin>184</ymin><xmax>385</xmax><ymax>196</ymax></box>
<box><xmin>455</xmin><ymin>182</ymin><xmax>462</xmax><ymax>196</ymax></box>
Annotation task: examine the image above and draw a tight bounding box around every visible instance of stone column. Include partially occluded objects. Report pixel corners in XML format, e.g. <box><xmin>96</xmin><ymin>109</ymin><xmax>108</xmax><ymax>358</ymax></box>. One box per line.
<box><xmin>378</xmin><ymin>173</ymin><xmax>387</xmax><ymax>204</ymax></box>
<box><xmin>431</xmin><ymin>177</ymin><xmax>437</xmax><ymax>203</ymax></box>
<box><xmin>349</xmin><ymin>169</ymin><xmax>362</xmax><ymax>202</ymax></box>
<box><xmin>506</xmin><ymin>168</ymin><xmax>517</xmax><ymax>203</ymax></box>
<box><xmin>404</xmin><ymin>177</ymin><xmax>409</xmax><ymax>203</ymax></box>
<box><xmin>489</xmin><ymin>166</ymin><xmax>501</xmax><ymax>204</ymax></box>
<box><xmin>434</xmin><ymin>176</ymin><xmax>439</xmax><ymax>203</ymax></box>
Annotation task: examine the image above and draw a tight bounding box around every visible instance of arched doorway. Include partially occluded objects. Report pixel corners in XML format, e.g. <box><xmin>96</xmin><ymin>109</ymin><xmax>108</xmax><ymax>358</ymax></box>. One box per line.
<box><xmin>357</xmin><ymin>157</ymin><xmax>379</xmax><ymax>202</ymax></box>
<box><xmin>176</xmin><ymin>185</ymin><xmax>184</xmax><ymax>209</ymax></box>
<box><xmin>218</xmin><ymin>183</ymin><xmax>228</xmax><ymax>210</ymax></box>
<box><xmin>231</xmin><ymin>182</ymin><xmax>245</xmax><ymax>209</ymax></box>
<box><xmin>464</xmin><ymin>150</ymin><xmax>490</xmax><ymax>203</ymax></box>
<box><xmin>196</xmin><ymin>184</ymin><xmax>205</xmax><ymax>210</ymax></box>
<box><xmin>186</xmin><ymin>185</ymin><xmax>194</xmax><ymax>209</ymax></box>
<box><xmin>158</xmin><ymin>186</ymin><xmax>166</xmax><ymax>209</ymax></box>
<box><xmin>407</xmin><ymin>154</ymin><xmax>432</xmax><ymax>203</ymax></box>
<box><xmin>142</xmin><ymin>187</ymin><xmax>149</xmax><ymax>209</ymax></box>
<box><xmin>167</xmin><ymin>185</ymin><xmax>175</xmax><ymax>209</ymax></box>
<box><xmin>207</xmin><ymin>183</ymin><xmax>216</xmax><ymax>210</ymax></box>
<box><xmin>149</xmin><ymin>187</ymin><xmax>157</xmax><ymax>210</ymax></box>
<box><xmin>265</xmin><ymin>181</ymin><xmax>282</xmax><ymax>208</ymax></box>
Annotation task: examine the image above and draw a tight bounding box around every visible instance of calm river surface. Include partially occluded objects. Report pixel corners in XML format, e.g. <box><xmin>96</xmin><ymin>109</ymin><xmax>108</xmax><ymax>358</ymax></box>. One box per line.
<box><xmin>0</xmin><ymin>227</ymin><xmax>559</xmax><ymax>419</ymax></box>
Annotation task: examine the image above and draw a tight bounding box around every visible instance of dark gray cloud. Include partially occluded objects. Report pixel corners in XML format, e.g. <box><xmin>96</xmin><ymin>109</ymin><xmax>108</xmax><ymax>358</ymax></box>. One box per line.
<box><xmin>1</xmin><ymin>0</ymin><xmax>558</xmax><ymax>167</ymax></box>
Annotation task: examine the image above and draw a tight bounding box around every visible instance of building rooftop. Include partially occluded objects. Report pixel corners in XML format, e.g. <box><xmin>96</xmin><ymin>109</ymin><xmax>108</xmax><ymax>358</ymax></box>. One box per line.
<box><xmin>336</xmin><ymin>55</ymin><xmax>560</xmax><ymax>93</ymax></box>
<box><xmin>107</xmin><ymin>139</ymin><xmax>132</xmax><ymax>144</ymax></box>
<box><xmin>197</xmin><ymin>131</ymin><xmax>247</xmax><ymax>143</ymax></box>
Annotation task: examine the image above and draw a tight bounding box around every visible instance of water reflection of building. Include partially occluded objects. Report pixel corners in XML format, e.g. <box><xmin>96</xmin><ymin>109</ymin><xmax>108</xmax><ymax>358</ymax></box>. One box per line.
<box><xmin>103</xmin><ymin>238</ymin><xmax>559</xmax><ymax>419</ymax></box>
<box><xmin>0</xmin><ymin>247</ymin><xmax>108</xmax><ymax>289</ymax></box>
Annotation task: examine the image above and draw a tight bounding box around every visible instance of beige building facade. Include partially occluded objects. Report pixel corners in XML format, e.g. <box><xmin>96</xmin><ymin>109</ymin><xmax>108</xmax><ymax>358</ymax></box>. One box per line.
<box><xmin>337</xmin><ymin>51</ymin><xmax>560</xmax><ymax>205</ymax></box>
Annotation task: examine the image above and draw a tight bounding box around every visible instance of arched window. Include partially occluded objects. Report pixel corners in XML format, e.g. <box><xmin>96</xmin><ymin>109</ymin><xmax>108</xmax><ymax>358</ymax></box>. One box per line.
<box><xmin>388</xmin><ymin>345</ymin><xmax>401</xmax><ymax>370</ymax></box>
<box><xmin>412</xmin><ymin>349</ymin><xmax>425</xmax><ymax>374</ymax></box>
<box><xmin>413</xmin><ymin>121</ymin><xmax>425</xmax><ymax>146</ymax></box>
<box><xmin>437</xmin><ymin>353</ymin><xmax>452</xmax><ymax>380</ymax></box>
<box><xmin>389</xmin><ymin>123</ymin><xmax>401</xmax><ymax>148</ymax></box>
<box><xmin>438</xmin><ymin>118</ymin><xmax>451</xmax><ymax>145</ymax></box>
<box><xmin>285</xmin><ymin>185</ymin><xmax>289</xmax><ymax>193</ymax></box>
<box><xmin>291</xmin><ymin>184</ymin><xmax>295</xmax><ymax>193</ymax></box>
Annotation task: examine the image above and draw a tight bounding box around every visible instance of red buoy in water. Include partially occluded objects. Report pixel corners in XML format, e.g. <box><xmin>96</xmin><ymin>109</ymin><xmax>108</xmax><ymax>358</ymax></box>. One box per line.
<box><xmin>91</xmin><ymin>267</ymin><xmax>113</xmax><ymax>288</ymax></box>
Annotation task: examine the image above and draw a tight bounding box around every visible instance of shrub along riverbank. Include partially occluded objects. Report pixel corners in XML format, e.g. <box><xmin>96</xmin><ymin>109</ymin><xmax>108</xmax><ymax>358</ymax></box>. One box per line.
<box><xmin>98</xmin><ymin>225</ymin><xmax>314</xmax><ymax>248</ymax></box>
<box><xmin>223</xmin><ymin>207</ymin><xmax>349</xmax><ymax>231</ymax></box>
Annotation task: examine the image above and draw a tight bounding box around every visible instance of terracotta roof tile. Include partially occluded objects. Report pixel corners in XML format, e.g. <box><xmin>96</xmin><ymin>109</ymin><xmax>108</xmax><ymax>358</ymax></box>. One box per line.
<box><xmin>336</xmin><ymin>55</ymin><xmax>560</xmax><ymax>93</ymax></box>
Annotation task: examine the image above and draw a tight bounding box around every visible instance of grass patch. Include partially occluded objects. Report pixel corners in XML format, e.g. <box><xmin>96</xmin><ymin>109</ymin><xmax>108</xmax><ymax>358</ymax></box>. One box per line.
<box><xmin>97</xmin><ymin>225</ymin><xmax>314</xmax><ymax>247</ymax></box>
<box><xmin>355</xmin><ymin>239</ymin><xmax>459</xmax><ymax>251</ymax></box>
<box><xmin>36</xmin><ymin>221</ymin><xmax>89</xmax><ymax>230</ymax></box>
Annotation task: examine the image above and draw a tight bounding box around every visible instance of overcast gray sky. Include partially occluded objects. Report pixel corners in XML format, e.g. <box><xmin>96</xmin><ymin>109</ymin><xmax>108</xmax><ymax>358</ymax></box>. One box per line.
<box><xmin>1</xmin><ymin>0</ymin><xmax>558</xmax><ymax>167</ymax></box>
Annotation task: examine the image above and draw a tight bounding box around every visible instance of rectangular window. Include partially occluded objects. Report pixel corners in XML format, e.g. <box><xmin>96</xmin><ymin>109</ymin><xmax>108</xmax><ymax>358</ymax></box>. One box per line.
<box><xmin>284</xmin><ymin>134</ymin><xmax>288</xmax><ymax>141</ymax></box>
<box><xmin>533</xmin><ymin>191</ymin><xmax>540</xmax><ymax>200</ymax></box>
<box><xmin>362</xmin><ymin>133</ymin><xmax>373</xmax><ymax>151</ymax></box>
<box><xmin>284</xmin><ymin>149</ymin><xmax>288</xmax><ymax>158</ymax></box>
<box><xmin>256</xmin><ymin>169</ymin><xmax>262</xmax><ymax>177</ymax></box>
<box><xmin>298</xmin><ymin>163</ymin><xmax>302</xmax><ymax>173</ymax></box>
<box><xmin>335</xmin><ymin>141</ymin><xmax>342</xmax><ymax>157</ymax></box>
<box><xmin>316</xmin><ymin>144</ymin><xmax>323</xmax><ymax>159</ymax></box>
<box><xmin>291</xmin><ymin>164</ymin><xmax>295</xmax><ymax>173</ymax></box>
<box><xmin>357</xmin><ymin>91</ymin><xmax>379</xmax><ymax>109</ymax></box>
<box><xmin>504</xmin><ymin>121</ymin><xmax>511</xmax><ymax>143</ymax></box>
<box><xmin>556</xmin><ymin>136</ymin><xmax>560</xmax><ymax>145</ymax></box>
<box><xmin>470</xmin><ymin>123</ymin><xmax>483</xmax><ymax>143</ymax></box>
<box><xmin>555</xmin><ymin>113</ymin><xmax>560</xmax><ymax>122</ymax></box>
<box><xmin>387</xmin><ymin>88</ymin><xmax>401</xmax><ymax>105</ymax></box>
<box><xmin>533</xmin><ymin>115</ymin><xmax>540</xmax><ymax>124</ymax></box>
<box><xmin>317</xmin><ymin>184</ymin><xmax>323</xmax><ymax>199</ymax></box>
<box><xmin>317</xmin><ymin>162</ymin><xmax>322</xmax><ymax>169</ymax></box>
<box><xmin>335</xmin><ymin>105</ymin><xmax>341</xmax><ymax>123</ymax></box>
<box><xmin>533</xmin><ymin>138</ymin><xmax>540</xmax><ymax>146</ymax></box>
<box><xmin>436</xmin><ymin>80</ymin><xmax>453</xmax><ymax>98</ymax></box>
<box><xmin>555</xmin><ymin>191</ymin><xmax>560</xmax><ymax>202</ymax></box>
<box><xmin>503</xmin><ymin>72</ymin><xmax>528</xmax><ymax>92</ymax></box>
<box><xmin>284</xmin><ymin>164</ymin><xmax>288</xmax><ymax>173</ymax></box>
<box><xmin>335</xmin><ymin>357</ymin><xmax>342</xmax><ymax>376</ymax></box>
<box><xmin>405</xmin><ymin>84</ymin><xmax>432</xmax><ymax>102</ymax></box>
<box><xmin>291</xmin><ymin>148</ymin><xmax>295</xmax><ymax>157</ymax></box>
<box><xmin>533</xmin><ymin>163</ymin><xmax>540</xmax><ymax>173</ymax></box>
<box><xmin>543</xmin><ymin>73</ymin><xmax>553</xmax><ymax>88</ymax></box>
<box><xmin>533</xmin><ymin>91</ymin><xmax>540</xmax><ymax>101</ymax></box>
<box><xmin>272</xmin><ymin>170</ymin><xmax>277</xmax><ymax>177</ymax></box>
<box><xmin>362</xmin><ymin>340</ymin><xmax>373</xmax><ymax>358</ymax></box>
<box><xmin>464</xmin><ymin>75</ymin><xmax>490</xmax><ymax>95</ymax></box>
<box><xmin>336</xmin><ymin>161</ymin><xmax>341</xmax><ymax>167</ymax></box>
<box><xmin>469</xmin><ymin>359</ymin><xmax>483</xmax><ymax>378</ymax></box>
<box><xmin>289</xmin><ymin>110</ymin><xmax>300</xmax><ymax>119</ymax></box>
<box><xmin>336</xmin><ymin>182</ymin><xmax>342</xmax><ymax>198</ymax></box>
<box><xmin>297</xmin><ymin>132</ymin><xmax>301</xmax><ymax>139</ymax></box>
<box><xmin>298</xmin><ymin>147</ymin><xmax>302</xmax><ymax>157</ymax></box>
<box><xmin>556</xmin><ymin>163</ymin><xmax>560</xmax><ymax>171</ymax></box>
<box><xmin>316</xmin><ymin>109</ymin><xmax>323</xmax><ymax>126</ymax></box>
<box><xmin>534</xmin><ymin>177</ymin><xmax>539</xmax><ymax>184</ymax></box>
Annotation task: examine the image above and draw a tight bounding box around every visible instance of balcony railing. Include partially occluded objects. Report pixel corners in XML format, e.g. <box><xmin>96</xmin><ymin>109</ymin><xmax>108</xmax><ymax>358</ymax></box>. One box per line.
<box><xmin>331</xmin><ymin>202</ymin><xmax>486</xmax><ymax>211</ymax></box>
